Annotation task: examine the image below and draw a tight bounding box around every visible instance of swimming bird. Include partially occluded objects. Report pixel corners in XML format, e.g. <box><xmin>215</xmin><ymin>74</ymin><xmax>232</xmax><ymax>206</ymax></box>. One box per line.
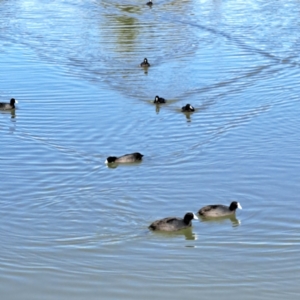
<box><xmin>153</xmin><ymin>95</ymin><xmax>166</xmax><ymax>104</ymax></box>
<box><xmin>149</xmin><ymin>212</ymin><xmax>198</xmax><ymax>231</ymax></box>
<box><xmin>146</xmin><ymin>0</ymin><xmax>153</xmax><ymax>6</ymax></box>
<box><xmin>181</xmin><ymin>104</ymin><xmax>195</xmax><ymax>112</ymax></box>
<box><xmin>0</xmin><ymin>98</ymin><xmax>18</xmax><ymax>110</ymax></box>
<box><xmin>105</xmin><ymin>152</ymin><xmax>144</xmax><ymax>164</ymax></box>
<box><xmin>140</xmin><ymin>58</ymin><xmax>150</xmax><ymax>67</ymax></box>
<box><xmin>198</xmin><ymin>201</ymin><xmax>242</xmax><ymax>217</ymax></box>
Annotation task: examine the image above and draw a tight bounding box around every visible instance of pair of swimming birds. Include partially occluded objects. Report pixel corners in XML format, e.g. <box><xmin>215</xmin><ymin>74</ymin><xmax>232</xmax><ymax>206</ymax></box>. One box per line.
<box><xmin>149</xmin><ymin>202</ymin><xmax>242</xmax><ymax>232</ymax></box>
<box><xmin>153</xmin><ymin>96</ymin><xmax>195</xmax><ymax>112</ymax></box>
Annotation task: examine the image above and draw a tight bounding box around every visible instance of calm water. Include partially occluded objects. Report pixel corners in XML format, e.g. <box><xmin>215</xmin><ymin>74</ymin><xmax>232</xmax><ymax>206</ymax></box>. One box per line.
<box><xmin>1</xmin><ymin>0</ymin><xmax>300</xmax><ymax>299</ymax></box>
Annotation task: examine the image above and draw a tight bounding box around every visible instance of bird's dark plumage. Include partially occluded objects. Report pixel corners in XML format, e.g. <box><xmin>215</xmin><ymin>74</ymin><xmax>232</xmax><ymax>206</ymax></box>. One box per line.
<box><xmin>181</xmin><ymin>104</ymin><xmax>195</xmax><ymax>112</ymax></box>
<box><xmin>140</xmin><ymin>58</ymin><xmax>150</xmax><ymax>67</ymax></box>
<box><xmin>105</xmin><ymin>152</ymin><xmax>144</xmax><ymax>164</ymax></box>
<box><xmin>146</xmin><ymin>0</ymin><xmax>153</xmax><ymax>6</ymax></box>
<box><xmin>0</xmin><ymin>98</ymin><xmax>18</xmax><ymax>110</ymax></box>
<box><xmin>149</xmin><ymin>212</ymin><xmax>198</xmax><ymax>231</ymax></box>
<box><xmin>198</xmin><ymin>201</ymin><xmax>242</xmax><ymax>217</ymax></box>
<box><xmin>153</xmin><ymin>96</ymin><xmax>166</xmax><ymax>104</ymax></box>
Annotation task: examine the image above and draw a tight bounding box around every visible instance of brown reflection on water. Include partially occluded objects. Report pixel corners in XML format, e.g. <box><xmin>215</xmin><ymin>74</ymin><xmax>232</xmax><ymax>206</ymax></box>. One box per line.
<box><xmin>101</xmin><ymin>4</ymin><xmax>142</xmax><ymax>54</ymax></box>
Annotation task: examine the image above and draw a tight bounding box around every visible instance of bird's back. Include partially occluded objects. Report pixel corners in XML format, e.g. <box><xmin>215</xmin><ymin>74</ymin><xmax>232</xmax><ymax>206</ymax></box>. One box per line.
<box><xmin>149</xmin><ymin>217</ymin><xmax>189</xmax><ymax>231</ymax></box>
<box><xmin>199</xmin><ymin>204</ymin><xmax>232</xmax><ymax>217</ymax></box>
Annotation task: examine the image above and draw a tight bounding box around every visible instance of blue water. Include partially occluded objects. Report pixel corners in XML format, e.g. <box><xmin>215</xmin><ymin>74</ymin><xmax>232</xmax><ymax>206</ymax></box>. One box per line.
<box><xmin>1</xmin><ymin>0</ymin><xmax>300</xmax><ymax>299</ymax></box>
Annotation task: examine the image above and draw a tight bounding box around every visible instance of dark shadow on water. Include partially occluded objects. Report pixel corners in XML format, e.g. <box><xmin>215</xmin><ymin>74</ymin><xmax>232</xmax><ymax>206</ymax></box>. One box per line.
<box><xmin>0</xmin><ymin>109</ymin><xmax>16</xmax><ymax>119</ymax></box>
<box><xmin>142</xmin><ymin>68</ymin><xmax>149</xmax><ymax>75</ymax></box>
<box><xmin>199</xmin><ymin>215</ymin><xmax>241</xmax><ymax>228</ymax></box>
<box><xmin>149</xmin><ymin>227</ymin><xmax>197</xmax><ymax>240</ymax></box>
<box><xmin>10</xmin><ymin>110</ymin><xmax>16</xmax><ymax>119</ymax></box>
<box><xmin>1</xmin><ymin>110</ymin><xmax>17</xmax><ymax>134</ymax></box>
<box><xmin>106</xmin><ymin>161</ymin><xmax>143</xmax><ymax>169</ymax></box>
<box><xmin>155</xmin><ymin>104</ymin><xmax>161</xmax><ymax>114</ymax></box>
<box><xmin>181</xmin><ymin>111</ymin><xmax>194</xmax><ymax>122</ymax></box>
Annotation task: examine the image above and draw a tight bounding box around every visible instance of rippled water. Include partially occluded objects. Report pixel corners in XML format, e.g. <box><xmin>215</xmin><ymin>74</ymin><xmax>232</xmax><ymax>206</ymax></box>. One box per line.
<box><xmin>1</xmin><ymin>0</ymin><xmax>300</xmax><ymax>299</ymax></box>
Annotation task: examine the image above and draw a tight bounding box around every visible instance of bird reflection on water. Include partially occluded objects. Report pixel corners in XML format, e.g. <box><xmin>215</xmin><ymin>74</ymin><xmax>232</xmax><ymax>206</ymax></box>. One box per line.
<box><xmin>149</xmin><ymin>227</ymin><xmax>198</xmax><ymax>241</ymax></box>
<box><xmin>199</xmin><ymin>215</ymin><xmax>241</xmax><ymax>227</ymax></box>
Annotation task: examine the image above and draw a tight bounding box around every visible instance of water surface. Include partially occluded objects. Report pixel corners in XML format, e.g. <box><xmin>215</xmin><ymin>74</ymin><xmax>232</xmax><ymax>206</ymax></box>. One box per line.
<box><xmin>1</xmin><ymin>0</ymin><xmax>300</xmax><ymax>299</ymax></box>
